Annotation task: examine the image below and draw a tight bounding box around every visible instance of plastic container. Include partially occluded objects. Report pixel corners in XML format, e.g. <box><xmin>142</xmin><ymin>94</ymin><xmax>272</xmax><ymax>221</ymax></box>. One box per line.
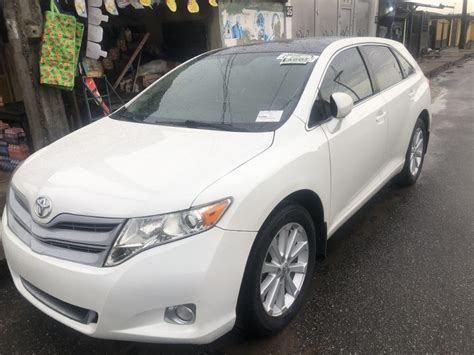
<box><xmin>0</xmin><ymin>121</ymin><xmax>10</xmax><ymax>140</ymax></box>
<box><xmin>10</xmin><ymin>159</ymin><xmax>21</xmax><ymax>170</ymax></box>
<box><xmin>0</xmin><ymin>156</ymin><xmax>12</xmax><ymax>171</ymax></box>
<box><xmin>4</xmin><ymin>127</ymin><xmax>26</xmax><ymax>145</ymax></box>
<box><xmin>0</xmin><ymin>141</ymin><xmax>8</xmax><ymax>157</ymax></box>
<box><xmin>8</xmin><ymin>143</ymin><xmax>29</xmax><ymax>161</ymax></box>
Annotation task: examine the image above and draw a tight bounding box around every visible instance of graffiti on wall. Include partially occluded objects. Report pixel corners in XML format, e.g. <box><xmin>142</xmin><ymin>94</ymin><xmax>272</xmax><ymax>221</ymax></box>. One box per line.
<box><xmin>221</xmin><ymin>9</ymin><xmax>284</xmax><ymax>47</ymax></box>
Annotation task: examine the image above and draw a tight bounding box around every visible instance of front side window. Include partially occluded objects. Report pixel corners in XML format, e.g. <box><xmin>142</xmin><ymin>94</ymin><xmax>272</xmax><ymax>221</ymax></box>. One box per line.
<box><xmin>393</xmin><ymin>50</ymin><xmax>416</xmax><ymax>78</ymax></box>
<box><xmin>310</xmin><ymin>47</ymin><xmax>373</xmax><ymax>125</ymax></box>
<box><xmin>111</xmin><ymin>52</ymin><xmax>318</xmax><ymax>132</ymax></box>
<box><xmin>360</xmin><ymin>45</ymin><xmax>403</xmax><ymax>91</ymax></box>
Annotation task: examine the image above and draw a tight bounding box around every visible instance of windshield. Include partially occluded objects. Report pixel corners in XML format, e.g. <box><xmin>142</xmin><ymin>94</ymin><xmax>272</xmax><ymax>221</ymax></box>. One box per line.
<box><xmin>111</xmin><ymin>51</ymin><xmax>318</xmax><ymax>132</ymax></box>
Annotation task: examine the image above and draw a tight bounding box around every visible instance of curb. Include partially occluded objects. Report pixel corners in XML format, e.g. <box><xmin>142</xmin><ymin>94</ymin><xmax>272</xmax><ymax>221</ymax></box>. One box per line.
<box><xmin>424</xmin><ymin>52</ymin><xmax>474</xmax><ymax>78</ymax></box>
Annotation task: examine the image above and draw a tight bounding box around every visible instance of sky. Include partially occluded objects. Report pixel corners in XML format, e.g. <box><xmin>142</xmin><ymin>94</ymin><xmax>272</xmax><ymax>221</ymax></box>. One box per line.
<box><xmin>406</xmin><ymin>0</ymin><xmax>474</xmax><ymax>14</ymax></box>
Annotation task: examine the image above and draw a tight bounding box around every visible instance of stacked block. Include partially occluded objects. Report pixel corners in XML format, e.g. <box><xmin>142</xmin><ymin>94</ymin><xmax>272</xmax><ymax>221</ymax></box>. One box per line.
<box><xmin>0</xmin><ymin>122</ymin><xmax>29</xmax><ymax>171</ymax></box>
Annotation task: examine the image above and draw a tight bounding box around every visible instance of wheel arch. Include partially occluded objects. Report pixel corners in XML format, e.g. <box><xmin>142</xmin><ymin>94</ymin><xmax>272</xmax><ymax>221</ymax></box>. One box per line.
<box><xmin>267</xmin><ymin>189</ymin><xmax>327</xmax><ymax>258</ymax></box>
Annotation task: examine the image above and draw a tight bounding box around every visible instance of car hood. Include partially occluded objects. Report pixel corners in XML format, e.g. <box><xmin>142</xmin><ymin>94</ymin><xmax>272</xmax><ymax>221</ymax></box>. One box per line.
<box><xmin>12</xmin><ymin>118</ymin><xmax>274</xmax><ymax>222</ymax></box>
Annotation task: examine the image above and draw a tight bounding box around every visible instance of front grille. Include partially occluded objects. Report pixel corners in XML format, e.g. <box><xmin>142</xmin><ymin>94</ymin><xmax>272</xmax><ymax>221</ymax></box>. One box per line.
<box><xmin>37</xmin><ymin>239</ymin><xmax>106</xmax><ymax>254</ymax></box>
<box><xmin>54</xmin><ymin>222</ymin><xmax>118</xmax><ymax>233</ymax></box>
<box><xmin>21</xmin><ymin>278</ymin><xmax>98</xmax><ymax>325</ymax></box>
<box><xmin>7</xmin><ymin>186</ymin><xmax>125</xmax><ymax>266</ymax></box>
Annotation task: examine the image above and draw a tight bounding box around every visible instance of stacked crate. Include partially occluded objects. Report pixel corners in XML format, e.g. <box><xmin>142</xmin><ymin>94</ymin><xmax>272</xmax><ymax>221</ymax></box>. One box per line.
<box><xmin>0</xmin><ymin>121</ymin><xmax>29</xmax><ymax>171</ymax></box>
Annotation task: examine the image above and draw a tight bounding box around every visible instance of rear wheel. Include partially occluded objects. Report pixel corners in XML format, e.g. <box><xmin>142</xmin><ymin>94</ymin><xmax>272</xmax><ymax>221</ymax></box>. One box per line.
<box><xmin>395</xmin><ymin>118</ymin><xmax>427</xmax><ymax>186</ymax></box>
<box><xmin>237</xmin><ymin>204</ymin><xmax>316</xmax><ymax>336</ymax></box>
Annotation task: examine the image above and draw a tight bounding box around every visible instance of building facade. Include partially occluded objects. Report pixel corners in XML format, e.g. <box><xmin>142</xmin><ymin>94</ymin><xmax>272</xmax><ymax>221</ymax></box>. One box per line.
<box><xmin>289</xmin><ymin>0</ymin><xmax>379</xmax><ymax>38</ymax></box>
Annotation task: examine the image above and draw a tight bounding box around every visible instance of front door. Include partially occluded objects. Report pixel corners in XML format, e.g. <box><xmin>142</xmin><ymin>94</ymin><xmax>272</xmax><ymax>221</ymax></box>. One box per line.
<box><xmin>309</xmin><ymin>47</ymin><xmax>388</xmax><ymax>232</ymax></box>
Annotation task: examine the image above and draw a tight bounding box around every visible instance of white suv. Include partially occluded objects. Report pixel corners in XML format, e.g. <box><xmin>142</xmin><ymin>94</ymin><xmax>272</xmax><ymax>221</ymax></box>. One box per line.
<box><xmin>2</xmin><ymin>37</ymin><xmax>431</xmax><ymax>344</ymax></box>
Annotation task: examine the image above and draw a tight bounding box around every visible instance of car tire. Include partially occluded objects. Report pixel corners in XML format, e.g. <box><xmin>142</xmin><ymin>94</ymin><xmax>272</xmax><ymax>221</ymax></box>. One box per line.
<box><xmin>236</xmin><ymin>203</ymin><xmax>317</xmax><ymax>336</ymax></box>
<box><xmin>395</xmin><ymin>118</ymin><xmax>428</xmax><ymax>187</ymax></box>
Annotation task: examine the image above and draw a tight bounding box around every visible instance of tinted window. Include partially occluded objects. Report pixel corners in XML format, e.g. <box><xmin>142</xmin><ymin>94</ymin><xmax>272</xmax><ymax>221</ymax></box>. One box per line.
<box><xmin>111</xmin><ymin>52</ymin><xmax>317</xmax><ymax>132</ymax></box>
<box><xmin>310</xmin><ymin>48</ymin><xmax>373</xmax><ymax>125</ymax></box>
<box><xmin>393</xmin><ymin>50</ymin><xmax>415</xmax><ymax>78</ymax></box>
<box><xmin>361</xmin><ymin>46</ymin><xmax>403</xmax><ymax>91</ymax></box>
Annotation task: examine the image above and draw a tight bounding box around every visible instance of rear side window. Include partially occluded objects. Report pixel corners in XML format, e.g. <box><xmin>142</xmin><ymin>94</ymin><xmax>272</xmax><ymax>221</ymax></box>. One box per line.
<box><xmin>393</xmin><ymin>50</ymin><xmax>416</xmax><ymax>78</ymax></box>
<box><xmin>310</xmin><ymin>48</ymin><xmax>373</xmax><ymax>125</ymax></box>
<box><xmin>360</xmin><ymin>46</ymin><xmax>403</xmax><ymax>91</ymax></box>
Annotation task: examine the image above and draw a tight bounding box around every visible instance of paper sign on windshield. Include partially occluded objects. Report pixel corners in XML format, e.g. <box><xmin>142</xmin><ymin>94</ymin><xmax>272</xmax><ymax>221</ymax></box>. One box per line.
<box><xmin>277</xmin><ymin>53</ymin><xmax>319</xmax><ymax>65</ymax></box>
<box><xmin>256</xmin><ymin>110</ymin><xmax>284</xmax><ymax>123</ymax></box>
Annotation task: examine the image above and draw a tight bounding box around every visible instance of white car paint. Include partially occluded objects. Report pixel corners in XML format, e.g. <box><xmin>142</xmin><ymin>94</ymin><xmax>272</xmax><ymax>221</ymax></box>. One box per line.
<box><xmin>10</xmin><ymin>119</ymin><xmax>273</xmax><ymax>220</ymax></box>
<box><xmin>2</xmin><ymin>37</ymin><xmax>431</xmax><ymax>343</ymax></box>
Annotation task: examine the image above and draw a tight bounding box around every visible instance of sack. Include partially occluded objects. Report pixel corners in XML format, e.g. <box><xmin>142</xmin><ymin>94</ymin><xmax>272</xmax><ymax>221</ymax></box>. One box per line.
<box><xmin>39</xmin><ymin>0</ymin><xmax>84</xmax><ymax>90</ymax></box>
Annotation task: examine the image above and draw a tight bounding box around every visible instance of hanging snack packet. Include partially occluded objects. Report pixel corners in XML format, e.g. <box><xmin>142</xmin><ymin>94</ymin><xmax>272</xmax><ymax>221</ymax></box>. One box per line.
<box><xmin>130</xmin><ymin>0</ymin><xmax>144</xmax><ymax>9</ymax></box>
<box><xmin>105</xmin><ymin>0</ymin><xmax>119</xmax><ymax>15</ymax></box>
<box><xmin>116</xmin><ymin>0</ymin><xmax>131</xmax><ymax>8</ymax></box>
<box><xmin>88</xmin><ymin>24</ymin><xmax>104</xmax><ymax>43</ymax></box>
<box><xmin>86</xmin><ymin>41</ymin><xmax>108</xmax><ymax>59</ymax></box>
<box><xmin>140</xmin><ymin>0</ymin><xmax>153</xmax><ymax>8</ymax></box>
<box><xmin>88</xmin><ymin>0</ymin><xmax>102</xmax><ymax>7</ymax></box>
<box><xmin>88</xmin><ymin>7</ymin><xmax>109</xmax><ymax>25</ymax></box>
<box><xmin>187</xmin><ymin>0</ymin><xmax>199</xmax><ymax>13</ymax></box>
<box><xmin>166</xmin><ymin>0</ymin><xmax>177</xmax><ymax>12</ymax></box>
<box><xmin>74</xmin><ymin>0</ymin><xmax>87</xmax><ymax>17</ymax></box>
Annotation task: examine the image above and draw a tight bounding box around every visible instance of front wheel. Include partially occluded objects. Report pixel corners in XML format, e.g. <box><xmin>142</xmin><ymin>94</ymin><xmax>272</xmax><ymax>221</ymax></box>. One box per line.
<box><xmin>395</xmin><ymin>118</ymin><xmax>428</xmax><ymax>186</ymax></box>
<box><xmin>236</xmin><ymin>204</ymin><xmax>316</xmax><ymax>336</ymax></box>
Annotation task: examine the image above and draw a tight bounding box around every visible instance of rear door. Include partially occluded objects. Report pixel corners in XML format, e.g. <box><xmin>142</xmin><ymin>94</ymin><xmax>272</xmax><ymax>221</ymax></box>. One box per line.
<box><xmin>309</xmin><ymin>47</ymin><xmax>388</xmax><ymax>231</ymax></box>
<box><xmin>390</xmin><ymin>49</ymin><xmax>424</xmax><ymax>162</ymax></box>
<box><xmin>359</xmin><ymin>45</ymin><xmax>413</xmax><ymax>167</ymax></box>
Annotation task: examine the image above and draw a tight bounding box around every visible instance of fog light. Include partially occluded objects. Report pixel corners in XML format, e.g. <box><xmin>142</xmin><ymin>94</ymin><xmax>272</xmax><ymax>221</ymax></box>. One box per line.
<box><xmin>165</xmin><ymin>304</ymin><xmax>196</xmax><ymax>325</ymax></box>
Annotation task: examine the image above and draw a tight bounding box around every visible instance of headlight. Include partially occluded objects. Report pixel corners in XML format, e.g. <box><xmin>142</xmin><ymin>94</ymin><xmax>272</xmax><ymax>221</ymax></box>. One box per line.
<box><xmin>105</xmin><ymin>198</ymin><xmax>232</xmax><ymax>266</ymax></box>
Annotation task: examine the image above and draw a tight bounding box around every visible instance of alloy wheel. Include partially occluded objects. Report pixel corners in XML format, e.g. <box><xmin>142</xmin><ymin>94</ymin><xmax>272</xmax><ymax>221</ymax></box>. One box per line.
<box><xmin>409</xmin><ymin>127</ymin><xmax>424</xmax><ymax>177</ymax></box>
<box><xmin>260</xmin><ymin>223</ymin><xmax>309</xmax><ymax>317</ymax></box>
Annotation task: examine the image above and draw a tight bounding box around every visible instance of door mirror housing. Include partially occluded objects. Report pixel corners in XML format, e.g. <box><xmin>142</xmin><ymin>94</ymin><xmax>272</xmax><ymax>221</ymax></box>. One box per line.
<box><xmin>330</xmin><ymin>92</ymin><xmax>354</xmax><ymax>119</ymax></box>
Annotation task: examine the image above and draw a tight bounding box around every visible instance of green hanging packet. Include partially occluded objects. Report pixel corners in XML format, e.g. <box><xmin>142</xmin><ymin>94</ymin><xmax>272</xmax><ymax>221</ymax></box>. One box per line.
<box><xmin>40</xmin><ymin>0</ymin><xmax>84</xmax><ymax>90</ymax></box>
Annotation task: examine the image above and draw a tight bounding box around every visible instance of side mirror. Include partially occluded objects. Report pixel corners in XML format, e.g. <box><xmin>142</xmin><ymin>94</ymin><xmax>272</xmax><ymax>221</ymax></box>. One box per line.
<box><xmin>330</xmin><ymin>92</ymin><xmax>354</xmax><ymax>119</ymax></box>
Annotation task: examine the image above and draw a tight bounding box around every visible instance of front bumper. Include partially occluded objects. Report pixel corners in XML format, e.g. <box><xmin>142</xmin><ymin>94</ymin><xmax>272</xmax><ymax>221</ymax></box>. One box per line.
<box><xmin>2</xmin><ymin>211</ymin><xmax>256</xmax><ymax>344</ymax></box>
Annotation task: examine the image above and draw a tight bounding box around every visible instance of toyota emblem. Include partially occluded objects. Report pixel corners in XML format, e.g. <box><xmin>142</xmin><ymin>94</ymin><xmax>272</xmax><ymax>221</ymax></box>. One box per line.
<box><xmin>34</xmin><ymin>197</ymin><xmax>52</xmax><ymax>218</ymax></box>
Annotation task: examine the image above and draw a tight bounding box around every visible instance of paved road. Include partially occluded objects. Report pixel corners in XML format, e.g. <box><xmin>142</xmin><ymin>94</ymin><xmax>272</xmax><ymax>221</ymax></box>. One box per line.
<box><xmin>1</xmin><ymin>60</ymin><xmax>473</xmax><ymax>354</ymax></box>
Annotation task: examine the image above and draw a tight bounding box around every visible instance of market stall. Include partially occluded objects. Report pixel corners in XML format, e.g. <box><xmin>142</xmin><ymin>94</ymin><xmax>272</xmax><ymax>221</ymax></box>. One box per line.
<box><xmin>0</xmin><ymin>0</ymin><xmax>220</xmax><ymax>171</ymax></box>
<box><xmin>44</xmin><ymin>0</ymin><xmax>221</xmax><ymax>123</ymax></box>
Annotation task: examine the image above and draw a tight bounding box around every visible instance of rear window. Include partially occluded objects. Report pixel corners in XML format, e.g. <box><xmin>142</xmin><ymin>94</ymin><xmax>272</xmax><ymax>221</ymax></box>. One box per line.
<box><xmin>393</xmin><ymin>50</ymin><xmax>416</xmax><ymax>78</ymax></box>
<box><xmin>111</xmin><ymin>52</ymin><xmax>318</xmax><ymax>132</ymax></box>
<box><xmin>360</xmin><ymin>46</ymin><xmax>403</xmax><ymax>91</ymax></box>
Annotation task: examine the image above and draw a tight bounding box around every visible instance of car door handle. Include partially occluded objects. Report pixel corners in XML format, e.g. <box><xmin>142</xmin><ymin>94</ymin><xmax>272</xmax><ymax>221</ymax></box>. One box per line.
<box><xmin>375</xmin><ymin>110</ymin><xmax>386</xmax><ymax>123</ymax></box>
<box><xmin>408</xmin><ymin>89</ymin><xmax>416</xmax><ymax>98</ymax></box>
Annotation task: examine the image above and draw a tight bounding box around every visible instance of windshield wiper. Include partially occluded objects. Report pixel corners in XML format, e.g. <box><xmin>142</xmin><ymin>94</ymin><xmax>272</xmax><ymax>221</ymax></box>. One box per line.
<box><xmin>112</xmin><ymin>113</ymin><xmax>249</xmax><ymax>132</ymax></box>
<box><xmin>182</xmin><ymin>120</ymin><xmax>248</xmax><ymax>132</ymax></box>
<box><xmin>112</xmin><ymin>108</ymin><xmax>148</xmax><ymax>122</ymax></box>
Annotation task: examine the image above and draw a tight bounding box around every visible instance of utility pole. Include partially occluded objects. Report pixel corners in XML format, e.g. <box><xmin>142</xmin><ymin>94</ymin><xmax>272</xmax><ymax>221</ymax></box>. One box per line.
<box><xmin>2</xmin><ymin>0</ymin><xmax>70</xmax><ymax>151</ymax></box>
<box><xmin>459</xmin><ymin>0</ymin><xmax>468</xmax><ymax>49</ymax></box>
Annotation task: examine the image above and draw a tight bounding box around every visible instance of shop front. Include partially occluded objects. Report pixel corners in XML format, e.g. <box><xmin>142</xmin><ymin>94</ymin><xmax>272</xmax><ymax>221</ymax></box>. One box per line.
<box><xmin>0</xmin><ymin>0</ymin><xmax>293</xmax><ymax>209</ymax></box>
<box><xmin>66</xmin><ymin>0</ymin><xmax>222</xmax><ymax>123</ymax></box>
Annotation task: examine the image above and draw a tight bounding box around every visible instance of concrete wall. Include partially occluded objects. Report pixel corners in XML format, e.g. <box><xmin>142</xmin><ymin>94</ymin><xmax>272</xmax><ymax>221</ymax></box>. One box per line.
<box><xmin>3</xmin><ymin>46</ymin><xmax>22</xmax><ymax>102</ymax></box>
<box><xmin>430</xmin><ymin>17</ymin><xmax>474</xmax><ymax>49</ymax></box>
<box><xmin>291</xmin><ymin>0</ymin><xmax>378</xmax><ymax>38</ymax></box>
<box><xmin>207</xmin><ymin>5</ymin><xmax>222</xmax><ymax>50</ymax></box>
<box><xmin>449</xmin><ymin>18</ymin><xmax>461</xmax><ymax>47</ymax></box>
<box><xmin>468</xmin><ymin>21</ymin><xmax>474</xmax><ymax>46</ymax></box>
<box><xmin>219</xmin><ymin>0</ymin><xmax>285</xmax><ymax>47</ymax></box>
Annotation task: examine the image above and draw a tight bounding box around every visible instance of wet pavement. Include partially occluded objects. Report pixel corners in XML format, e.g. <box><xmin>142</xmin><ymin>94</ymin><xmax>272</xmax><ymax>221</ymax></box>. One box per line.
<box><xmin>0</xmin><ymin>60</ymin><xmax>473</xmax><ymax>354</ymax></box>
